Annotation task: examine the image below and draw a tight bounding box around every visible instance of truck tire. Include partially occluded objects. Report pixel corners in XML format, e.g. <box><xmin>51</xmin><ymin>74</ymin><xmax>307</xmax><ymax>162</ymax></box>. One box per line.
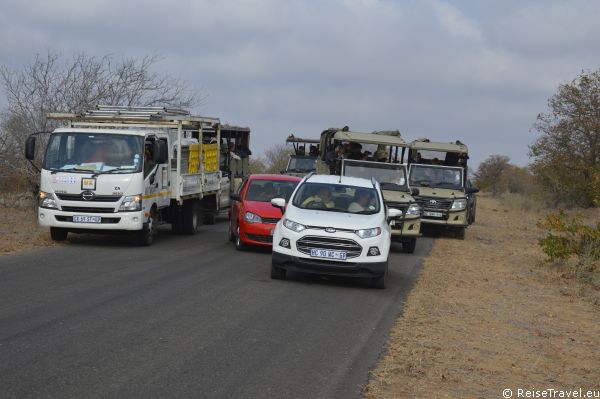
<box><xmin>171</xmin><ymin>205</ymin><xmax>183</xmax><ymax>235</ymax></box>
<box><xmin>401</xmin><ymin>237</ymin><xmax>417</xmax><ymax>253</ymax></box>
<box><xmin>270</xmin><ymin>260</ymin><xmax>286</xmax><ymax>280</ymax></box>
<box><xmin>137</xmin><ymin>209</ymin><xmax>156</xmax><ymax>246</ymax></box>
<box><xmin>204</xmin><ymin>212</ymin><xmax>216</xmax><ymax>225</ymax></box>
<box><xmin>50</xmin><ymin>227</ymin><xmax>68</xmax><ymax>241</ymax></box>
<box><xmin>182</xmin><ymin>199</ymin><xmax>201</xmax><ymax>235</ymax></box>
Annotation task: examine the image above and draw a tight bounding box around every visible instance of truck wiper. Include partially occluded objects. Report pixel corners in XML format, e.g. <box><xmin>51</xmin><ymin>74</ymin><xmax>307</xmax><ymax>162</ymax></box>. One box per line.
<box><xmin>91</xmin><ymin>167</ymin><xmax>138</xmax><ymax>178</ymax></box>
<box><xmin>51</xmin><ymin>167</ymin><xmax>95</xmax><ymax>174</ymax></box>
<box><xmin>380</xmin><ymin>182</ymin><xmax>406</xmax><ymax>191</ymax></box>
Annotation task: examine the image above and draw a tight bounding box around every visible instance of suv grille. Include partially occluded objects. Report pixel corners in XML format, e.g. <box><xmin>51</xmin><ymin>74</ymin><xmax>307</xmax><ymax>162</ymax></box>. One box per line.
<box><xmin>56</xmin><ymin>193</ymin><xmax>121</xmax><ymax>202</ymax></box>
<box><xmin>296</xmin><ymin>236</ymin><xmax>362</xmax><ymax>259</ymax></box>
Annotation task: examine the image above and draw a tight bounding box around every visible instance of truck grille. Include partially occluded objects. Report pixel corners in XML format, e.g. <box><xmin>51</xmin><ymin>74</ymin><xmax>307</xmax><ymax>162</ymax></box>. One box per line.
<box><xmin>56</xmin><ymin>193</ymin><xmax>121</xmax><ymax>202</ymax></box>
<box><xmin>415</xmin><ymin>197</ymin><xmax>453</xmax><ymax>210</ymax></box>
<box><xmin>296</xmin><ymin>236</ymin><xmax>362</xmax><ymax>259</ymax></box>
<box><xmin>60</xmin><ymin>206</ymin><xmax>116</xmax><ymax>213</ymax></box>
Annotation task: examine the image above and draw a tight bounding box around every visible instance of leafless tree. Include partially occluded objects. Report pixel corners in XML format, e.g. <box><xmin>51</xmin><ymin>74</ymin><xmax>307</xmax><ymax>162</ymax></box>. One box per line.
<box><xmin>263</xmin><ymin>144</ymin><xmax>293</xmax><ymax>174</ymax></box>
<box><xmin>0</xmin><ymin>50</ymin><xmax>201</xmax><ymax>192</ymax></box>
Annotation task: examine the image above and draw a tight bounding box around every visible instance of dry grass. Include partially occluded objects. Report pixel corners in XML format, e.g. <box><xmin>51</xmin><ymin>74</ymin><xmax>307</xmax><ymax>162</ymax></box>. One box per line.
<box><xmin>366</xmin><ymin>194</ymin><xmax>600</xmax><ymax>398</ymax></box>
<box><xmin>0</xmin><ymin>194</ymin><xmax>55</xmax><ymax>255</ymax></box>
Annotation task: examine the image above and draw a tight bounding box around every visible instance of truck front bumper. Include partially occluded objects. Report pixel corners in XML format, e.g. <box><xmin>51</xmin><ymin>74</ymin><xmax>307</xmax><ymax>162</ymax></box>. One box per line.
<box><xmin>38</xmin><ymin>208</ymin><xmax>145</xmax><ymax>231</ymax></box>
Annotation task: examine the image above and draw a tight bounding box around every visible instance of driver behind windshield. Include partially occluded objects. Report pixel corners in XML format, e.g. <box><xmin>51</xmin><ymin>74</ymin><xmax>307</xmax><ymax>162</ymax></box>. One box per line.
<box><xmin>301</xmin><ymin>186</ymin><xmax>335</xmax><ymax>208</ymax></box>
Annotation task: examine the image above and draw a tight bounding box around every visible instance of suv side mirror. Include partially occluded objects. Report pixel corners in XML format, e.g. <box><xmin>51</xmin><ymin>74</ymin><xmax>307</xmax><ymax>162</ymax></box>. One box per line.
<box><xmin>25</xmin><ymin>135</ymin><xmax>36</xmax><ymax>161</ymax></box>
<box><xmin>271</xmin><ymin>197</ymin><xmax>286</xmax><ymax>214</ymax></box>
<box><xmin>388</xmin><ymin>208</ymin><xmax>402</xmax><ymax>222</ymax></box>
<box><xmin>465</xmin><ymin>187</ymin><xmax>479</xmax><ymax>195</ymax></box>
<box><xmin>410</xmin><ymin>187</ymin><xmax>419</xmax><ymax>196</ymax></box>
<box><xmin>153</xmin><ymin>140</ymin><xmax>168</xmax><ymax>164</ymax></box>
<box><xmin>230</xmin><ymin>193</ymin><xmax>241</xmax><ymax>202</ymax></box>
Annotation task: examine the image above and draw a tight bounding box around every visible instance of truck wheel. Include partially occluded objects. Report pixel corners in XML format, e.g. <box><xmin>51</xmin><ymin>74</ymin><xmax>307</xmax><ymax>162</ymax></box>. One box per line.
<box><xmin>137</xmin><ymin>210</ymin><xmax>156</xmax><ymax>246</ymax></box>
<box><xmin>401</xmin><ymin>237</ymin><xmax>417</xmax><ymax>253</ymax></box>
<box><xmin>454</xmin><ymin>227</ymin><xmax>466</xmax><ymax>240</ymax></box>
<box><xmin>235</xmin><ymin>226</ymin><xmax>246</xmax><ymax>250</ymax></box>
<box><xmin>270</xmin><ymin>260</ymin><xmax>286</xmax><ymax>280</ymax></box>
<box><xmin>204</xmin><ymin>212</ymin><xmax>216</xmax><ymax>225</ymax></box>
<box><xmin>50</xmin><ymin>227</ymin><xmax>68</xmax><ymax>241</ymax></box>
<box><xmin>182</xmin><ymin>199</ymin><xmax>201</xmax><ymax>235</ymax></box>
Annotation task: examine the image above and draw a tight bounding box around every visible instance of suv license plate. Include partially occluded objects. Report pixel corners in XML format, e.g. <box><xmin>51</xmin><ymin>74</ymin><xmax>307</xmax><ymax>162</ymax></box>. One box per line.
<box><xmin>73</xmin><ymin>215</ymin><xmax>102</xmax><ymax>223</ymax></box>
<box><xmin>310</xmin><ymin>249</ymin><xmax>347</xmax><ymax>260</ymax></box>
<box><xmin>424</xmin><ymin>211</ymin><xmax>443</xmax><ymax>218</ymax></box>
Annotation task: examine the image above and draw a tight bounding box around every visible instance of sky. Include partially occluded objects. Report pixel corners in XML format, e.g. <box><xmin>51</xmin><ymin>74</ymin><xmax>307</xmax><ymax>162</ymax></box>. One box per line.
<box><xmin>1</xmin><ymin>0</ymin><xmax>600</xmax><ymax>168</ymax></box>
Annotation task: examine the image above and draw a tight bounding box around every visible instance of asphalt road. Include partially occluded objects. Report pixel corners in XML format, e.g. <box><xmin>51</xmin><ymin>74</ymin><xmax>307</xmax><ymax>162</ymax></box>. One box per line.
<box><xmin>0</xmin><ymin>220</ymin><xmax>433</xmax><ymax>399</ymax></box>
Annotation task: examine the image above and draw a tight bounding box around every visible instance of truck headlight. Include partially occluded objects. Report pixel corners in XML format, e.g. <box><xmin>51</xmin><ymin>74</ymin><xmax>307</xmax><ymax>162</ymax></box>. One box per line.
<box><xmin>39</xmin><ymin>191</ymin><xmax>58</xmax><ymax>209</ymax></box>
<box><xmin>244</xmin><ymin>212</ymin><xmax>263</xmax><ymax>224</ymax></box>
<box><xmin>451</xmin><ymin>199</ymin><xmax>467</xmax><ymax>210</ymax></box>
<box><xmin>406</xmin><ymin>203</ymin><xmax>421</xmax><ymax>216</ymax></box>
<box><xmin>119</xmin><ymin>194</ymin><xmax>142</xmax><ymax>212</ymax></box>
<box><xmin>283</xmin><ymin>218</ymin><xmax>306</xmax><ymax>233</ymax></box>
<box><xmin>356</xmin><ymin>227</ymin><xmax>381</xmax><ymax>239</ymax></box>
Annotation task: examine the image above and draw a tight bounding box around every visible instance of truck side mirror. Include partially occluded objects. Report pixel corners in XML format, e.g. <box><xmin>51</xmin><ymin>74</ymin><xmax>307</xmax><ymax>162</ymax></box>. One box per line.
<box><xmin>25</xmin><ymin>135</ymin><xmax>36</xmax><ymax>161</ymax></box>
<box><xmin>153</xmin><ymin>140</ymin><xmax>168</xmax><ymax>164</ymax></box>
<box><xmin>230</xmin><ymin>193</ymin><xmax>241</xmax><ymax>202</ymax></box>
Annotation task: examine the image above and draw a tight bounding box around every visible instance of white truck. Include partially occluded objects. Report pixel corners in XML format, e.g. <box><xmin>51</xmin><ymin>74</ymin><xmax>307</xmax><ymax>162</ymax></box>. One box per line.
<box><xmin>24</xmin><ymin>105</ymin><xmax>250</xmax><ymax>245</ymax></box>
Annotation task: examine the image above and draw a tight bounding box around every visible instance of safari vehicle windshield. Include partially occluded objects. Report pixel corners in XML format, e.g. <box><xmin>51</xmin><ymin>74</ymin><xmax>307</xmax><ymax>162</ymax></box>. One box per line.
<box><xmin>245</xmin><ymin>179</ymin><xmax>299</xmax><ymax>202</ymax></box>
<box><xmin>292</xmin><ymin>182</ymin><xmax>381</xmax><ymax>214</ymax></box>
<box><xmin>409</xmin><ymin>164</ymin><xmax>463</xmax><ymax>190</ymax></box>
<box><xmin>43</xmin><ymin>132</ymin><xmax>144</xmax><ymax>173</ymax></box>
<box><xmin>286</xmin><ymin>156</ymin><xmax>317</xmax><ymax>173</ymax></box>
<box><xmin>342</xmin><ymin>159</ymin><xmax>408</xmax><ymax>192</ymax></box>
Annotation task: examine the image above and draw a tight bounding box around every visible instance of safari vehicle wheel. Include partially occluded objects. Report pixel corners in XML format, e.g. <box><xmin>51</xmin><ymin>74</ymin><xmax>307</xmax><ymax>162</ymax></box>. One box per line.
<box><xmin>50</xmin><ymin>227</ymin><xmax>68</xmax><ymax>241</ymax></box>
<box><xmin>454</xmin><ymin>227</ymin><xmax>465</xmax><ymax>240</ymax></box>
<box><xmin>401</xmin><ymin>237</ymin><xmax>417</xmax><ymax>253</ymax></box>
<box><xmin>137</xmin><ymin>210</ymin><xmax>156</xmax><ymax>246</ymax></box>
<box><xmin>235</xmin><ymin>226</ymin><xmax>246</xmax><ymax>250</ymax></box>
<box><xmin>270</xmin><ymin>260</ymin><xmax>286</xmax><ymax>280</ymax></box>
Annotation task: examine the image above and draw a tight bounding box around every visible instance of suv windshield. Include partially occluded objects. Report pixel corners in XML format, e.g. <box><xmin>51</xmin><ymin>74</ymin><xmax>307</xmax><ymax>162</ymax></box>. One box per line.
<box><xmin>286</xmin><ymin>156</ymin><xmax>316</xmax><ymax>173</ymax></box>
<box><xmin>409</xmin><ymin>164</ymin><xmax>463</xmax><ymax>190</ymax></box>
<box><xmin>342</xmin><ymin>159</ymin><xmax>408</xmax><ymax>192</ymax></box>
<box><xmin>292</xmin><ymin>182</ymin><xmax>380</xmax><ymax>214</ymax></box>
<box><xmin>44</xmin><ymin>132</ymin><xmax>144</xmax><ymax>173</ymax></box>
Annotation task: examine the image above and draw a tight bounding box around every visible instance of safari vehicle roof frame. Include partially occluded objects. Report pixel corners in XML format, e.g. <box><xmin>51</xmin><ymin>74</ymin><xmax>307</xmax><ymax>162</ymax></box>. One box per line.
<box><xmin>318</xmin><ymin>128</ymin><xmax>408</xmax><ymax>164</ymax></box>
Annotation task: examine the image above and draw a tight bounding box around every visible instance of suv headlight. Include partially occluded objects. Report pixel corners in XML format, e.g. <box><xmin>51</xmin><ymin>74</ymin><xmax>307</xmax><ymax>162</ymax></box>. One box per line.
<box><xmin>283</xmin><ymin>218</ymin><xmax>306</xmax><ymax>233</ymax></box>
<box><xmin>39</xmin><ymin>191</ymin><xmax>58</xmax><ymax>209</ymax></box>
<box><xmin>244</xmin><ymin>211</ymin><xmax>263</xmax><ymax>224</ymax></box>
<box><xmin>406</xmin><ymin>203</ymin><xmax>421</xmax><ymax>216</ymax></box>
<box><xmin>119</xmin><ymin>194</ymin><xmax>142</xmax><ymax>212</ymax></box>
<box><xmin>451</xmin><ymin>199</ymin><xmax>467</xmax><ymax>210</ymax></box>
<box><xmin>355</xmin><ymin>227</ymin><xmax>381</xmax><ymax>239</ymax></box>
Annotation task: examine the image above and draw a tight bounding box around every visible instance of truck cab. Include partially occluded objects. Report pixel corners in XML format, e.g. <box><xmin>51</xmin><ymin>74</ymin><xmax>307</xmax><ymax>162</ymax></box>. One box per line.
<box><xmin>315</xmin><ymin>128</ymin><xmax>422</xmax><ymax>253</ymax></box>
<box><xmin>407</xmin><ymin>139</ymin><xmax>478</xmax><ymax>239</ymax></box>
<box><xmin>282</xmin><ymin>135</ymin><xmax>320</xmax><ymax>177</ymax></box>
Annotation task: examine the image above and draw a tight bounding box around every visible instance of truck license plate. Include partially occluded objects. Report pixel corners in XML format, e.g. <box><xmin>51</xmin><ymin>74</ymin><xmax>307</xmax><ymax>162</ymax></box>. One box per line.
<box><xmin>73</xmin><ymin>215</ymin><xmax>102</xmax><ymax>223</ymax></box>
<box><xmin>310</xmin><ymin>249</ymin><xmax>347</xmax><ymax>260</ymax></box>
<box><xmin>424</xmin><ymin>211</ymin><xmax>443</xmax><ymax>218</ymax></box>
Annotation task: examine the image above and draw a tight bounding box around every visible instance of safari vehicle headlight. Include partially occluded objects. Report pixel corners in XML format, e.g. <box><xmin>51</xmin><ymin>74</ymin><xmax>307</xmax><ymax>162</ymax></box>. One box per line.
<box><xmin>244</xmin><ymin>211</ymin><xmax>263</xmax><ymax>224</ymax></box>
<box><xmin>39</xmin><ymin>191</ymin><xmax>58</xmax><ymax>209</ymax></box>
<box><xmin>406</xmin><ymin>203</ymin><xmax>421</xmax><ymax>216</ymax></box>
<box><xmin>119</xmin><ymin>194</ymin><xmax>142</xmax><ymax>212</ymax></box>
<box><xmin>355</xmin><ymin>227</ymin><xmax>382</xmax><ymax>239</ymax></box>
<box><xmin>283</xmin><ymin>218</ymin><xmax>306</xmax><ymax>233</ymax></box>
<box><xmin>451</xmin><ymin>199</ymin><xmax>467</xmax><ymax>210</ymax></box>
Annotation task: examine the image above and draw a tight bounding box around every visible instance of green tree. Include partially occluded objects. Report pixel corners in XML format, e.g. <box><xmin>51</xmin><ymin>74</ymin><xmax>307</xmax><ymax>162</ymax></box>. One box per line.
<box><xmin>530</xmin><ymin>69</ymin><xmax>600</xmax><ymax>207</ymax></box>
<box><xmin>473</xmin><ymin>154</ymin><xmax>511</xmax><ymax>196</ymax></box>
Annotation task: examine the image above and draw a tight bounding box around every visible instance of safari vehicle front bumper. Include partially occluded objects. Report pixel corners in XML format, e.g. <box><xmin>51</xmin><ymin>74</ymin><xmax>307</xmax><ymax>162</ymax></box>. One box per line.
<box><xmin>389</xmin><ymin>216</ymin><xmax>421</xmax><ymax>237</ymax></box>
<box><xmin>421</xmin><ymin>209</ymin><xmax>468</xmax><ymax>227</ymax></box>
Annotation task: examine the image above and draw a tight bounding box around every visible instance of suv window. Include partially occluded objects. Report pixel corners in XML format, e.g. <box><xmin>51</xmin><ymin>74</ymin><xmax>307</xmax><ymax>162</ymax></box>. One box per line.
<box><xmin>292</xmin><ymin>182</ymin><xmax>380</xmax><ymax>214</ymax></box>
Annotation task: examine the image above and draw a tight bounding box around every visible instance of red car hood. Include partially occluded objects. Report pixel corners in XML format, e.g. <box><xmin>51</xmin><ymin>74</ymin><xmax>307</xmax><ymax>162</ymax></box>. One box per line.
<box><xmin>244</xmin><ymin>200</ymin><xmax>284</xmax><ymax>219</ymax></box>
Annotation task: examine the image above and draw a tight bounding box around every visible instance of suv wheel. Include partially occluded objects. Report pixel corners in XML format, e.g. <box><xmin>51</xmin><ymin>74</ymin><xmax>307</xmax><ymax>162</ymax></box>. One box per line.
<box><xmin>235</xmin><ymin>226</ymin><xmax>246</xmax><ymax>250</ymax></box>
<box><xmin>401</xmin><ymin>237</ymin><xmax>417</xmax><ymax>253</ymax></box>
<box><xmin>371</xmin><ymin>261</ymin><xmax>388</xmax><ymax>289</ymax></box>
<box><xmin>271</xmin><ymin>260</ymin><xmax>286</xmax><ymax>280</ymax></box>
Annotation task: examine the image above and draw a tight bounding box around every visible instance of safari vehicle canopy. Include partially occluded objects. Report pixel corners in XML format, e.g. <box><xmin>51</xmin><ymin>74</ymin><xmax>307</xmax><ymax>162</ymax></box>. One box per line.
<box><xmin>283</xmin><ymin>134</ymin><xmax>320</xmax><ymax>176</ymax></box>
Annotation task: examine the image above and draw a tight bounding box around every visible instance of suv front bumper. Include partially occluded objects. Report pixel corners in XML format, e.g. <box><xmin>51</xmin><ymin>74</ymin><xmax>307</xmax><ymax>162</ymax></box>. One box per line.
<box><xmin>272</xmin><ymin>251</ymin><xmax>387</xmax><ymax>278</ymax></box>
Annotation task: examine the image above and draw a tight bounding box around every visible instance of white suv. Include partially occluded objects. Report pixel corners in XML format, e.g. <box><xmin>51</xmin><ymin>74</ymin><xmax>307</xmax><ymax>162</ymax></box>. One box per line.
<box><xmin>270</xmin><ymin>174</ymin><xmax>401</xmax><ymax>288</ymax></box>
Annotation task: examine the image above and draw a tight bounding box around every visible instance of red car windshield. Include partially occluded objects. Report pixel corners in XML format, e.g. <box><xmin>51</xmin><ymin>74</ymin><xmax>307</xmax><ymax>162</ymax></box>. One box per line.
<box><xmin>245</xmin><ymin>179</ymin><xmax>299</xmax><ymax>202</ymax></box>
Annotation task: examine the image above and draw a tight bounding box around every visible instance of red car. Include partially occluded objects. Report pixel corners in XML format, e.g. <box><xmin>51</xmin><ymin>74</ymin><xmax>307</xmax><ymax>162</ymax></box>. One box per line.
<box><xmin>229</xmin><ymin>174</ymin><xmax>302</xmax><ymax>250</ymax></box>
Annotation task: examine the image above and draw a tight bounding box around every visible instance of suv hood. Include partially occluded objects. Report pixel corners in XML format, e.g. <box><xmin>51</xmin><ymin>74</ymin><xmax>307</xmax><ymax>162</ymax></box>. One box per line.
<box><xmin>284</xmin><ymin>205</ymin><xmax>382</xmax><ymax>230</ymax></box>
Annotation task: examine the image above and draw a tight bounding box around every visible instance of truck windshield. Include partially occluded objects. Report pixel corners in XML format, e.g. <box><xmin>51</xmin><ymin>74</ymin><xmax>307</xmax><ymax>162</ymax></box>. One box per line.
<box><xmin>286</xmin><ymin>156</ymin><xmax>316</xmax><ymax>173</ymax></box>
<box><xmin>409</xmin><ymin>165</ymin><xmax>463</xmax><ymax>190</ymax></box>
<box><xmin>292</xmin><ymin>182</ymin><xmax>380</xmax><ymax>214</ymax></box>
<box><xmin>342</xmin><ymin>159</ymin><xmax>408</xmax><ymax>192</ymax></box>
<box><xmin>43</xmin><ymin>133</ymin><xmax>144</xmax><ymax>173</ymax></box>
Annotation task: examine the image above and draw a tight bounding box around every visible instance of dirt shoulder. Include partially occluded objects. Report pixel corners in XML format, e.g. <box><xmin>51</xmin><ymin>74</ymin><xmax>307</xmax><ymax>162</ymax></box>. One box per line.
<box><xmin>366</xmin><ymin>195</ymin><xmax>600</xmax><ymax>398</ymax></box>
<box><xmin>0</xmin><ymin>201</ymin><xmax>55</xmax><ymax>255</ymax></box>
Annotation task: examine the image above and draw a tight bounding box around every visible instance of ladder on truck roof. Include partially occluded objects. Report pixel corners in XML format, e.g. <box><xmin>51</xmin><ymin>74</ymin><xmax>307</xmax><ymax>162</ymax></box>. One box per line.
<box><xmin>47</xmin><ymin>105</ymin><xmax>220</xmax><ymax>128</ymax></box>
